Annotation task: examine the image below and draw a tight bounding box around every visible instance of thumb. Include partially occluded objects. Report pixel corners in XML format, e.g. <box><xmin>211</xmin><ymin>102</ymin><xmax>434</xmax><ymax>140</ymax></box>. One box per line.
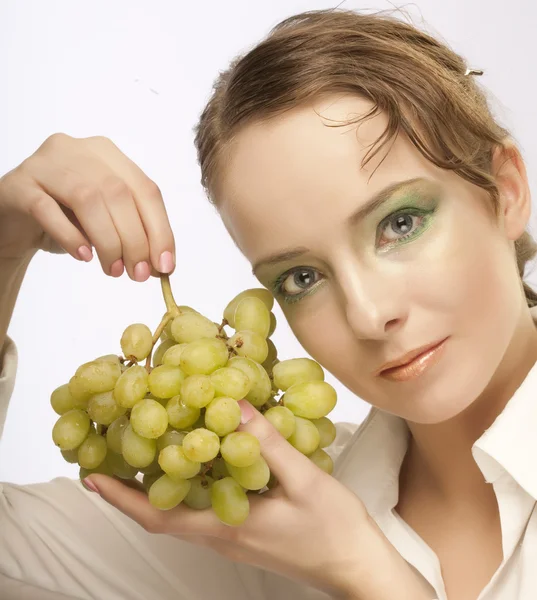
<box><xmin>237</xmin><ymin>400</ymin><xmax>316</xmax><ymax>495</ymax></box>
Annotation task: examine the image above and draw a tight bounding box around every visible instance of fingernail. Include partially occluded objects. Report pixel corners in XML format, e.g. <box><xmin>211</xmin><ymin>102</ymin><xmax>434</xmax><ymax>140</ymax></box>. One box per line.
<box><xmin>133</xmin><ymin>261</ymin><xmax>149</xmax><ymax>282</ymax></box>
<box><xmin>238</xmin><ymin>399</ymin><xmax>255</xmax><ymax>424</ymax></box>
<box><xmin>82</xmin><ymin>478</ymin><xmax>100</xmax><ymax>494</ymax></box>
<box><xmin>110</xmin><ymin>259</ymin><xmax>124</xmax><ymax>278</ymax></box>
<box><xmin>159</xmin><ymin>251</ymin><xmax>174</xmax><ymax>274</ymax></box>
<box><xmin>77</xmin><ymin>245</ymin><xmax>93</xmax><ymax>262</ymax></box>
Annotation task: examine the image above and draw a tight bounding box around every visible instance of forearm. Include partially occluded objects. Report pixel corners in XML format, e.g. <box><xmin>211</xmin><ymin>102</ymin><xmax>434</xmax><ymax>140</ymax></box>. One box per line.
<box><xmin>0</xmin><ymin>253</ymin><xmax>35</xmax><ymax>352</ymax></box>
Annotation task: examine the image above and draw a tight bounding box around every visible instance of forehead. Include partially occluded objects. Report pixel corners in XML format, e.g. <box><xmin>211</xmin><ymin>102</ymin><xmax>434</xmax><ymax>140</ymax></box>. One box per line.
<box><xmin>217</xmin><ymin>94</ymin><xmax>446</xmax><ymax>261</ymax></box>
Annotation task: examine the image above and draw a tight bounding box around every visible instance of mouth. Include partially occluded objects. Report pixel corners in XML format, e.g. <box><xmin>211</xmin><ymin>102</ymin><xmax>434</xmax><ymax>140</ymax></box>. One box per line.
<box><xmin>377</xmin><ymin>337</ymin><xmax>449</xmax><ymax>382</ymax></box>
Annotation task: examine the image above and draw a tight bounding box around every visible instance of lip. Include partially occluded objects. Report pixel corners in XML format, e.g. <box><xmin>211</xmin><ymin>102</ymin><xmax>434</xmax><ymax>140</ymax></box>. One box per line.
<box><xmin>377</xmin><ymin>337</ymin><xmax>449</xmax><ymax>382</ymax></box>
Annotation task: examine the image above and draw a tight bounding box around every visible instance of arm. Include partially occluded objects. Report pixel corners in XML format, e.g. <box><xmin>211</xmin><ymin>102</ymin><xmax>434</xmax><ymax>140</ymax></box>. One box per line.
<box><xmin>0</xmin><ymin>254</ymin><xmax>34</xmax><ymax>354</ymax></box>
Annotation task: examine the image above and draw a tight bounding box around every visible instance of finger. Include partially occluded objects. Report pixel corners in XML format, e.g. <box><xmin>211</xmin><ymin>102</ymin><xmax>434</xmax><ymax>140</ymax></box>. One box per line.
<box><xmin>237</xmin><ymin>400</ymin><xmax>316</xmax><ymax>495</ymax></box>
<box><xmin>85</xmin><ymin>137</ymin><xmax>176</xmax><ymax>275</ymax></box>
<box><xmin>86</xmin><ymin>474</ymin><xmax>228</xmax><ymax>537</ymax></box>
<box><xmin>30</xmin><ymin>158</ymin><xmax>123</xmax><ymax>275</ymax></box>
<box><xmin>14</xmin><ymin>181</ymin><xmax>93</xmax><ymax>261</ymax></box>
<box><xmin>99</xmin><ymin>176</ymin><xmax>151</xmax><ymax>282</ymax></box>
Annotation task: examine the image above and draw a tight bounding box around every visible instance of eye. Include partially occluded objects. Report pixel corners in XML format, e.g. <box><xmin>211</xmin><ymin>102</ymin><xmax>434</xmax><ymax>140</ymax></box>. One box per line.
<box><xmin>378</xmin><ymin>211</ymin><xmax>426</xmax><ymax>247</ymax></box>
<box><xmin>277</xmin><ymin>267</ymin><xmax>322</xmax><ymax>298</ymax></box>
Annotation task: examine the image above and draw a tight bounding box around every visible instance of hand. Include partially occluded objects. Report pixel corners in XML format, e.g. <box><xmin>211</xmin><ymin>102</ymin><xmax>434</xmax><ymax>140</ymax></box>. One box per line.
<box><xmin>0</xmin><ymin>133</ymin><xmax>175</xmax><ymax>280</ymax></box>
<box><xmin>86</xmin><ymin>401</ymin><xmax>431</xmax><ymax>600</ymax></box>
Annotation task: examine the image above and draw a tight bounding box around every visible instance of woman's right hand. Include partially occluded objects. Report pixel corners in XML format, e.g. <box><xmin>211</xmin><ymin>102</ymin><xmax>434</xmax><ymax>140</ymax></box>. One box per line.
<box><xmin>0</xmin><ymin>133</ymin><xmax>175</xmax><ymax>280</ymax></box>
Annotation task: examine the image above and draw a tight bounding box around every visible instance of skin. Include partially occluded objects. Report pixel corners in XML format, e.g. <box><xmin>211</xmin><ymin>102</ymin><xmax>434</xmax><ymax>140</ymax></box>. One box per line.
<box><xmin>218</xmin><ymin>93</ymin><xmax>537</xmax><ymax>511</ymax></box>
<box><xmin>2</xmin><ymin>93</ymin><xmax>535</xmax><ymax>598</ymax></box>
<box><xmin>0</xmin><ymin>133</ymin><xmax>435</xmax><ymax>598</ymax></box>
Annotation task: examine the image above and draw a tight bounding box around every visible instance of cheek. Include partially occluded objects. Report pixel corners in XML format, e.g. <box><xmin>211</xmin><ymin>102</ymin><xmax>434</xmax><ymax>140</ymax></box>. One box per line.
<box><xmin>417</xmin><ymin>213</ymin><xmax>518</xmax><ymax>337</ymax></box>
<box><xmin>282</xmin><ymin>296</ymin><xmax>356</xmax><ymax>380</ymax></box>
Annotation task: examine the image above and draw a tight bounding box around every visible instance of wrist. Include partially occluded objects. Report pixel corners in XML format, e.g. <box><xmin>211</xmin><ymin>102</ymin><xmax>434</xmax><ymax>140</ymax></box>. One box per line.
<box><xmin>333</xmin><ymin>514</ymin><xmax>433</xmax><ymax>600</ymax></box>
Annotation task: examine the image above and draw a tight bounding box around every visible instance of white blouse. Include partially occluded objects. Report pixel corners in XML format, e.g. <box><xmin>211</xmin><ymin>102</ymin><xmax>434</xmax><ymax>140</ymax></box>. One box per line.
<box><xmin>2</xmin><ymin>309</ymin><xmax>537</xmax><ymax>599</ymax></box>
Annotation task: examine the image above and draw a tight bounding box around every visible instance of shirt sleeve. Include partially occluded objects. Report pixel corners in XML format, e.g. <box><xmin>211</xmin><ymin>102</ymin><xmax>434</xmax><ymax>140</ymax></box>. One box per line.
<box><xmin>0</xmin><ymin>336</ymin><xmax>17</xmax><ymax>443</ymax></box>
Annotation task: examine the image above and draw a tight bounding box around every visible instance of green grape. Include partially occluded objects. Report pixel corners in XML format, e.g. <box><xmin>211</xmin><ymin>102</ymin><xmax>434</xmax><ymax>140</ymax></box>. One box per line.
<box><xmin>180</xmin><ymin>374</ymin><xmax>215</xmax><ymax>408</ymax></box>
<box><xmin>311</xmin><ymin>417</ymin><xmax>337</xmax><ymax>448</ymax></box>
<box><xmin>162</xmin><ymin>343</ymin><xmax>189</xmax><ymax>367</ymax></box>
<box><xmin>122</xmin><ymin>424</ymin><xmax>157</xmax><ymax>468</ymax></box>
<box><xmin>113</xmin><ymin>365</ymin><xmax>149</xmax><ymax>408</ymax></box>
<box><xmin>210</xmin><ymin>457</ymin><xmax>229</xmax><ymax>480</ymax></box>
<box><xmin>268</xmin><ymin>312</ymin><xmax>277</xmax><ymax>338</ymax></box>
<box><xmin>261</xmin><ymin>339</ymin><xmax>278</xmax><ymax>373</ymax></box>
<box><xmin>157</xmin><ymin>429</ymin><xmax>187</xmax><ymax>451</ymax></box>
<box><xmin>96</xmin><ymin>354</ymin><xmax>121</xmax><ymax>365</ymax></box>
<box><xmin>234</xmin><ymin>297</ymin><xmax>271</xmax><ymax>338</ymax></box>
<box><xmin>179</xmin><ymin>338</ymin><xmax>228</xmax><ymax>376</ymax></box>
<box><xmin>220</xmin><ymin>431</ymin><xmax>260</xmax><ymax>468</ymax></box>
<box><xmin>79</xmin><ymin>457</ymin><xmax>114</xmax><ymax>480</ymax></box>
<box><xmin>74</xmin><ymin>359</ymin><xmax>122</xmax><ymax>395</ymax></box>
<box><xmin>130</xmin><ymin>399</ymin><xmax>169</xmax><ymax>439</ymax></box>
<box><xmin>204</xmin><ymin>396</ymin><xmax>241</xmax><ymax>437</ymax></box>
<box><xmin>120</xmin><ymin>323</ymin><xmax>153</xmax><ymax>361</ymax></box>
<box><xmin>60</xmin><ymin>448</ymin><xmax>79</xmax><ymax>464</ymax></box>
<box><xmin>153</xmin><ymin>339</ymin><xmax>176</xmax><ymax>367</ymax></box>
<box><xmin>210</xmin><ymin>367</ymin><xmax>251</xmax><ymax>400</ymax></box>
<box><xmin>148</xmin><ymin>365</ymin><xmax>186</xmax><ymax>399</ymax></box>
<box><xmin>139</xmin><ymin>455</ymin><xmax>161</xmax><ymax>475</ymax></box>
<box><xmin>158</xmin><ymin>445</ymin><xmax>200</xmax><ymax>480</ymax></box>
<box><xmin>184</xmin><ymin>475</ymin><xmax>213</xmax><ymax>510</ymax></box>
<box><xmin>263</xmin><ymin>406</ymin><xmax>295</xmax><ymax>439</ymax></box>
<box><xmin>142</xmin><ymin>471</ymin><xmax>163</xmax><ymax>492</ymax></box>
<box><xmin>273</xmin><ymin>358</ymin><xmax>325</xmax><ymax>391</ymax></box>
<box><xmin>211</xmin><ymin>477</ymin><xmax>250</xmax><ymax>526</ymax></box>
<box><xmin>227</xmin><ymin>357</ymin><xmax>272</xmax><ymax>407</ymax></box>
<box><xmin>226</xmin><ymin>456</ymin><xmax>270</xmax><ymax>491</ymax></box>
<box><xmin>52</xmin><ymin>409</ymin><xmax>91</xmax><ymax>450</ymax></box>
<box><xmin>67</xmin><ymin>376</ymin><xmax>92</xmax><ymax>408</ymax></box>
<box><xmin>87</xmin><ymin>391</ymin><xmax>126</xmax><ymax>425</ymax></box>
<box><xmin>283</xmin><ymin>381</ymin><xmax>337</xmax><ymax>419</ymax></box>
<box><xmin>51</xmin><ymin>383</ymin><xmax>85</xmax><ymax>414</ymax></box>
<box><xmin>166</xmin><ymin>396</ymin><xmax>200</xmax><ymax>429</ymax></box>
<box><xmin>148</xmin><ymin>474</ymin><xmax>191</xmax><ymax>510</ymax></box>
<box><xmin>107</xmin><ymin>450</ymin><xmax>139</xmax><ymax>479</ymax></box>
<box><xmin>288</xmin><ymin>416</ymin><xmax>320</xmax><ymax>455</ymax></box>
<box><xmin>77</xmin><ymin>432</ymin><xmax>107</xmax><ymax>469</ymax></box>
<box><xmin>182</xmin><ymin>428</ymin><xmax>220</xmax><ymax>463</ymax></box>
<box><xmin>228</xmin><ymin>331</ymin><xmax>268</xmax><ymax>364</ymax></box>
<box><xmin>308</xmin><ymin>448</ymin><xmax>334</xmax><ymax>474</ymax></box>
<box><xmin>106</xmin><ymin>415</ymin><xmax>129</xmax><ymax>454</ymax></box>
<box><xmin>160</xmin><ymin>319</ymin><xmax>175</xmax><ymax>341</ymax></box>
<box><xmin>223</xmin><ymin>289</ymin><xmax>274</xmax><ymax>328</ymax></box>
<box><xmin>170</xmin><ymin>312</ymin><xmax>219</xmax><ymax>344</ymax></box>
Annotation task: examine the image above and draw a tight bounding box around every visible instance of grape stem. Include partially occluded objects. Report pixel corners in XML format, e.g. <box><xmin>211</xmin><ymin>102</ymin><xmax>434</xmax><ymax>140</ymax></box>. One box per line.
<box><xmin>161</xmin><ymin>275</ymin><xmax>179</xmax><ymax>315</ymax></box>
<box><xmin>143</xmin><ymin>275</ymin><xmax>180</xmax><ymax>372</ymax></box>
<box><xmin>145</xmin><ymin>312</ymin><xmax>175</xmax><ymax>372</ymax></box>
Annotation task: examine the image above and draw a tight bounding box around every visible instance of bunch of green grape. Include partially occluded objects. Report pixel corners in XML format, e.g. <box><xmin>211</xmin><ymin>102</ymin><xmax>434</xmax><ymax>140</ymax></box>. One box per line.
<box><xmin>50</xmin><ymin>280</ymin><xmax>338</xmax><ymax>526</ymax></box>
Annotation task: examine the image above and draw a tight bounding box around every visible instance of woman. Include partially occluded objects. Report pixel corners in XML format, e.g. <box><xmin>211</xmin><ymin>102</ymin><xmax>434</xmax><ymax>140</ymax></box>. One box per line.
<box><xmin>1</xmin><ymin>8</ymin><xmax>535</xmax><ymax>600</ymax></box>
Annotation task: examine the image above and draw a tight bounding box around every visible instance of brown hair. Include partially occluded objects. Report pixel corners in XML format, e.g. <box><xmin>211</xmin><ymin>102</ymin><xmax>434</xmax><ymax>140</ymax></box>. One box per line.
<box><xmin>194</xmin><ymin>8</ymin><xmax>537</xmax><ymax>307</ymax></box>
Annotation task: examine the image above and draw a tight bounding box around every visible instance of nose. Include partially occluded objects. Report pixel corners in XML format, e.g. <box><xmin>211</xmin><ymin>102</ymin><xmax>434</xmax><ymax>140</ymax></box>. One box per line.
<box><xmin>338</xmin><ymin>262</ymin><xmax>408</xmax><ymax>341</ymax></box>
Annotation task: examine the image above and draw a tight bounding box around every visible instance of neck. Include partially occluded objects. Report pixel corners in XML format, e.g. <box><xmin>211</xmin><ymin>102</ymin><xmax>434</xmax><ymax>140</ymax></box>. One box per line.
<box><xmin>401</xmin><ymin>304</ymin><xmax>537</xmax><ymax>509</ymax></box>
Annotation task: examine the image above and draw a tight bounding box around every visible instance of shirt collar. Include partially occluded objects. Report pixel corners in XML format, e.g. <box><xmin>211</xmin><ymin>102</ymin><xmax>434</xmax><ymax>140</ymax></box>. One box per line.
<box><xmin>333</xmin><ymin>305</ymin><xmax>537</xmax><ymax>516</ymax></box>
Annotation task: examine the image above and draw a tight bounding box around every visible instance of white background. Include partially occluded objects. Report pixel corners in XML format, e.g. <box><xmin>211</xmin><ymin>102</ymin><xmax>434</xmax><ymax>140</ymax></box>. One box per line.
<box><xmin>1</xmin><ymin>0</ymin><xmax>536</xmax><ymax>484</ymax></box>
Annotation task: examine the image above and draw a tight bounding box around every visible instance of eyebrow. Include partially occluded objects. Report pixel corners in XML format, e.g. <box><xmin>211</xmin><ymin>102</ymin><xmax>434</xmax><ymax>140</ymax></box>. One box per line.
<box><xmin>251</xmin><ymin>176</ymin><xmax>428</xmax><ymax>274</ymax></box>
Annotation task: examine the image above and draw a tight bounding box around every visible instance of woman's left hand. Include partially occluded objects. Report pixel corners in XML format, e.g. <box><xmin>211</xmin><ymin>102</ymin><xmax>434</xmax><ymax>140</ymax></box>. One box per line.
<box><xmin>86</xmin><ymin>401</ymin><xmax>430</xmax><ymax>599</ymax></box>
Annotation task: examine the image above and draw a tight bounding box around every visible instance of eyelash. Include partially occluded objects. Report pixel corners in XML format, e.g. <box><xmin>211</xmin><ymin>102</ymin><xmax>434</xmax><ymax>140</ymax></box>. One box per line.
<box><xmin>272</xmin><ymin>207</ymin><xmax>433</xmax><ymax>304</ymax></box>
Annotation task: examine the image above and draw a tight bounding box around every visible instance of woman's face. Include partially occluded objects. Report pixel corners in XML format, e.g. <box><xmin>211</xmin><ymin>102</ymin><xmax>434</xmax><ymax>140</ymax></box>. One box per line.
<box><xmin>217</xmin><ymin>94</ymin><xmax>528</xmax><ymax>424</ymax></box>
